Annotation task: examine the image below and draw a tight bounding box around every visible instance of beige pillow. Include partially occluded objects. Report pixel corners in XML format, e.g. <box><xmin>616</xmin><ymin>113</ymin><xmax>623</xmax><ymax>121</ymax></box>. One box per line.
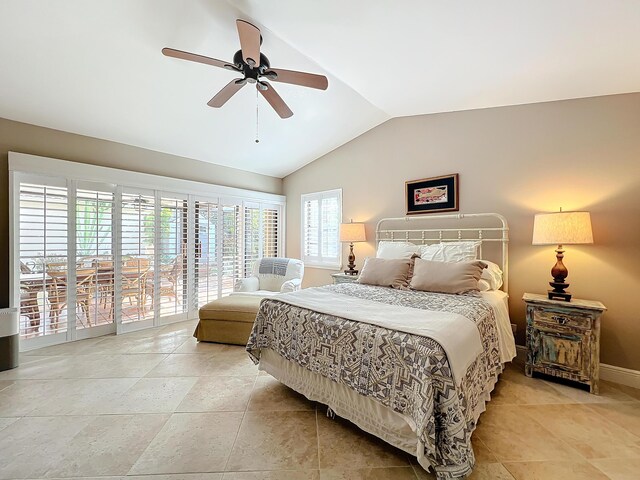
<box><xmin>357</xmin><ymin>257</ymin><xmax>412</xmax><ymax>289</ymax></box>
<box><xmin>410</xmin><ymin>259</ymin><xmax>486</xmax><ymax>294</ymax></box>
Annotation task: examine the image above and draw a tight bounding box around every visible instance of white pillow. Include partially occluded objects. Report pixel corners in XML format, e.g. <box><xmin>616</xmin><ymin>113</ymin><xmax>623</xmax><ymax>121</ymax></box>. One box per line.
<box><xmin>480</xmin><ymin>260</ymin><xmax>503</xmax><ymax>290</ymax></box>
<box><xmin>418</xmin><ymin>241</ymin><xmax>480</xmax><ymax>263</ymax></box>
<box><xmin>376</xmin><ymin>241</ymin><xmax>419</xmax><ymax>259</ymax></box>
<box><xmin>417</xmin><ymin>244</ymin><xmax>443</xmax><ymax>261</ymax></box>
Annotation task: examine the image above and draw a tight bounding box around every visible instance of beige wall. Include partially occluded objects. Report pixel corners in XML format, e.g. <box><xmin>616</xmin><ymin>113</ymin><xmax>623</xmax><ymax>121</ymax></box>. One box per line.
<box><xmin>284</xmin><ymin>93</ymin><xmax>640</xmax><ymax>370</ymax></box>
<box><xmin>0</xmin><ymin>117</ymin><xmax>282</xmax><ymax>308</ymax></box>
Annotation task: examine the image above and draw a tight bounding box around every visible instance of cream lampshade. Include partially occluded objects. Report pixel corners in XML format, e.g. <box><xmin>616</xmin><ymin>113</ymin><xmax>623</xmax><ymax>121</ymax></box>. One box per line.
<box><xmin>532</xmin><ymin>209</ymin><xmax>593</xmax><ymax>301</ymax></box>
<box><xmin>339</xmin><ymin>221</ymin><xmax>366</xmax><ymax>275</ymax></box>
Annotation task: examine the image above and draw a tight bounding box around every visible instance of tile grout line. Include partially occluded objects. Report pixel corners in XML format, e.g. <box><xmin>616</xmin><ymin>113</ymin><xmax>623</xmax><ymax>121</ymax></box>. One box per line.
<box><xmin>501</xmin><ymin>459</ymin><xmax>613</xmax><ymax>480</ymax></box>
<box><xmin>475</xmin><ymin>404</ymin><xmax>586</xmax><ymax>464</ymax></box>
<box><xmin>579</xmin><ymin>401</ymin><xmax>640</xmax><ymax>443</ymax></box>
<box><xmin>222</xmin><ymin>372</ymin><xmax>260</xmax><ymax>473</ymax></box>
<box><xmin>585</xmin><ymin>457</ymin><xmax>636</xmax><ymax>480</ymax></box>
<box><xmin>517</xmin><ymin>404</ymin><xmax>603</xmax><ymax>463</ymax></box>
<box><xmin>123</xmin><ymin>412</ymin><xmax>177</xmax><ymax>477</ymax></box>
<box><xmin>408</xmin><ymin>460</ymin><xmax>422</xmax><ymax>479</ymax></box>
<box><xmin>498</xmin><ymin>462</ymin><xmax>518</xmax><ymax>480</ymax></box>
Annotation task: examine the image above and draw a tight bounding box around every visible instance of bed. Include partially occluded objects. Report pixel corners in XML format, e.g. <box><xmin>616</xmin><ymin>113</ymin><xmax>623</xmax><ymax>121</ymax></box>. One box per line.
<box><xmin>246</xmin><ymin>213</ymin><xmax>516</xmax><ymax>479</ymax></box>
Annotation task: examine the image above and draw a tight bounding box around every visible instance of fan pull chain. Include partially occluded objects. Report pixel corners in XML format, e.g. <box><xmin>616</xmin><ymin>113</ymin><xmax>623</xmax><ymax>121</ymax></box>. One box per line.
<box><xmin>255</xmin><ymin>87</ymin><xmax>260</xmax><ymax>143</ymax></box>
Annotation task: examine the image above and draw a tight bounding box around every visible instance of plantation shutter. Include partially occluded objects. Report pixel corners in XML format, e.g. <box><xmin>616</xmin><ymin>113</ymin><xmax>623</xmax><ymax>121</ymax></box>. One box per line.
<box><xmin>11</xmin><ymin>153</ymin><xmax>285</xmax><ymax>349</ymax></box>
<box><xmin>262</xmin><ymin>206</ymin><xmax>280</xmax><ymax>258</ymax></box>
<box><xmin>75</xmin><ymin>185</ymin><xmax>115</xmax><ymax>329</ymax></box>
<box><xmin>221</xmin><ymin>203</ymin><xmax>242</xmax><ymax>296</ymax></box>
<box><xmin>195</xmin><ymin>199</ymin><xmax>219</xmax><ymax>306</ymax></box>
<box><xmin>303</xmin><ymin>198</ymin><xmax>319</xmax><ymax>259</ymax></box>
<box><xmin>18</xmin><ymin>181</ymin><xmax>68</xmax><ymax>337</ymax></box>
<box><xmin>320</xmin><ymin>195</ymin><xmax>340</xmax><ymax>261</ymax></box>
<box><xmin>243</xmin><ymin>202</ymin><xmax>261</xmax><ymax>276</ymax></box>
<box><xmin>120</xmin><ymin>190</ymin><xmax>155</xmax><ymax>324</ymax></box>
<box><xmin>301</xmin><ymin>189</ymin><xmax>341</xmax><ymax>268</ymax></box>
<box><xmin>158</xmin><ymin>194</ymin><xmax>189</xmax><ymax>319</ymax></box>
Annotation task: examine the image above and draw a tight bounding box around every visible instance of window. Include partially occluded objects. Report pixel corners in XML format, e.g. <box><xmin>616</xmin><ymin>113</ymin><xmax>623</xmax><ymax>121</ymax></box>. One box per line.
<box><xmin>194</xmin><ymin>199</ymin><xmax>219</xmax><ymax>307</ymax></box>
<box><xmin>76</xmin><ymin>185</ymin><xmax>115</xmax><ymax>331</ymax></box>
<box><xmin>18</xmin><ymin>181</ymin><xmax>68</xmax><ymax>338</ymax></box>
<box><xmin>158</xmin><ymin>194</ymin><xmax>189</xmax><ymax>318</ymax></box>
<box><xmin>11</xmin><ymin>152</ymin><xmax>284</xmax><ymax>349</ymax></box>
<box><xmin>121</xmin><ymin>190</ymin><xmax>155</xmax><ymax>325</ymax></box>
<box><xmin>301</xmin><ymin>189</ymin><xmax>342</xmax><ymax>268</ymax></box>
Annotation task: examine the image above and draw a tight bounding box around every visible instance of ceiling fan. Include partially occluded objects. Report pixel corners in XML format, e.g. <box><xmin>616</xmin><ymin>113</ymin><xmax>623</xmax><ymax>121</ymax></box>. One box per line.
<box><xmin>162</xmin><ymin>19</ymin><xmax>329</xmax><ymax>119</ymax></box>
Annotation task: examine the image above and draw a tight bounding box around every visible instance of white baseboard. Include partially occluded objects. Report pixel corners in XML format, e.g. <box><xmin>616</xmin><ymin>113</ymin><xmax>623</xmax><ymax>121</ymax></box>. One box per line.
<box><xmin>513</xmin><ymin>344</ymin><xmax>640</xmax><ymax>389</ymax></box>
<box><xmin>600</xmin><ymin>364</ymin><xmax>640</xmax><ymax>389</ymax></box>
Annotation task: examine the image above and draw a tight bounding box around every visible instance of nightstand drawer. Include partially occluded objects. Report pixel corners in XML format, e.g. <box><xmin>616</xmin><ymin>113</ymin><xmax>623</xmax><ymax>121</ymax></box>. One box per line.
<box><xmin>530</xmin><ymin>306</ymin><xmax>592</xmax><ymax>331</ymax></box>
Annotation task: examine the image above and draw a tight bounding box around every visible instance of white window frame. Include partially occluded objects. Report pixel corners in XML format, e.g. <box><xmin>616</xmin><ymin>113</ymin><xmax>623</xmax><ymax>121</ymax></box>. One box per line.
<box><xmin>9</xmin><ymin>152</ymin><xmax>285</xmax><ymax>350</ymax></box>
<box><xmin>301</xmin><ymin>188</ymin><xmax>342</xmax><ymax>269</ymax></box>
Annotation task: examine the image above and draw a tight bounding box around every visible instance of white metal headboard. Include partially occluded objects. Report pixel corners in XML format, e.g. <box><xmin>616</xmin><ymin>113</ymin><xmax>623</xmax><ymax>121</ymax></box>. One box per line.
<box><xmin>375</xmin><ymin>213</ymin><xmax>509</xmax><ymax>292</ymax></box>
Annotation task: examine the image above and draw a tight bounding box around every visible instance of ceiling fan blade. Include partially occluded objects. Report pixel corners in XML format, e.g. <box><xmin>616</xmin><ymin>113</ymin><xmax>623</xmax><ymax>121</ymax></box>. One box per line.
<box><xmin>236</xmin><ymin>19</ymin><xmax>261</xmax><ymax>67</ymax></box>
<box><xmin>162</xmin><ymin>47</ymin><xmax>234</xmax><ymax>70</ymax></box>
<box><xmin>258</xmin><ymin>82</ymin><xmax>293</xmax><ymax>119</ymax></box>
<box><xmin>266</xmin><ymin>68</ymin><xmax>328</xmax><ymax>90</ymax></box>
<box><xmin>207</xmin><ymin>79</ymin><xmax>246</xmax><ymax>108</ymax></box>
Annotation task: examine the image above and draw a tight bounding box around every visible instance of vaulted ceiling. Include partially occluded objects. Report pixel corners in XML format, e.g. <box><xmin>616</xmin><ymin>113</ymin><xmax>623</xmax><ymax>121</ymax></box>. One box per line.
<box><xmin>1</xmin><ymin>1</ymin><xmax>639</xmax><ymax>177</ymax></box>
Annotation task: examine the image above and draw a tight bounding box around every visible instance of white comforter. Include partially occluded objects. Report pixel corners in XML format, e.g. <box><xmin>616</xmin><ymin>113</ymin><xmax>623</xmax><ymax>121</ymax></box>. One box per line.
<box><xmin>275</xmin><ymin>287</ymin><xmax>487</xmax><ymax>384</ymax></box>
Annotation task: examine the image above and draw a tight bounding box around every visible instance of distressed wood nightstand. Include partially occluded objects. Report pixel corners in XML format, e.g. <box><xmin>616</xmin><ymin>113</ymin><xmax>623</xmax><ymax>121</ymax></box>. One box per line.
<box><xmin>331</xmin><ymin>273</ymin><xmax>359</xmax><ymax>285</ymax></box>
<box><xmin>523</xmin><ymin>293</ymin><xmax>606</xmax><ymax>394</ymax></box>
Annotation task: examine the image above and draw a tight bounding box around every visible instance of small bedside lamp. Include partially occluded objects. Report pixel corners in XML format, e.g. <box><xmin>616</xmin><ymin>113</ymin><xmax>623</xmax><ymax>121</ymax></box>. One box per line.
<box><xmin>532</xmin><ymin>208</ymin><xmax>593</xmax><ymax>302</ymax></box>
<box><xmin>340</xmin><ymin>221</ymin><xmax>366</xmax><ymax>275</ymax></box>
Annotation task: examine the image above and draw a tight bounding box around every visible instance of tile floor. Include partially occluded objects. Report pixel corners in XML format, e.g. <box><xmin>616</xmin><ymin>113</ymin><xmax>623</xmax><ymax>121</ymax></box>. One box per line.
<box><xmin>1</xmin><ymin>319</ymin><xmax>639</xmax><ymax>480</ymax></box>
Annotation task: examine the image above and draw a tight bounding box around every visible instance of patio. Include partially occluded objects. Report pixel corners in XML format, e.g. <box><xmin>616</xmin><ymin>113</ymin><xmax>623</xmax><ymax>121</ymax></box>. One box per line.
<box><xmin>18</xmin><ymin>256</ymin><xmax>188</xmax><ymax>338</ymax></box>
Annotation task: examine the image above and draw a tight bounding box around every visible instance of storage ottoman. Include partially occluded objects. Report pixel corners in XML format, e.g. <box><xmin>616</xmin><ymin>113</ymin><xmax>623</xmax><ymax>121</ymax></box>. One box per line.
<box><xmin>194</xmin><ymin>295</ymin><xmax>263</xmax><ymax>345</ymax></box>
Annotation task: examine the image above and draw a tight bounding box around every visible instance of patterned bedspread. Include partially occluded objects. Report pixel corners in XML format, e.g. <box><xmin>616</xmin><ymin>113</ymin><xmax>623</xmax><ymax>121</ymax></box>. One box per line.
<box><xmin>246</xmin><ymin>284</ymin><xmax>503</xmax><ymax>479</ymax></box>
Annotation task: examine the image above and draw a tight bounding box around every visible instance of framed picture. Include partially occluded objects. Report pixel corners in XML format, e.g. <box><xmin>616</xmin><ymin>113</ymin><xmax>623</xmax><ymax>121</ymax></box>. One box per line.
<box><xmin>406</xmin><ymin>173</ymin><xmax>459</xmax><ymax>215</ymax></box>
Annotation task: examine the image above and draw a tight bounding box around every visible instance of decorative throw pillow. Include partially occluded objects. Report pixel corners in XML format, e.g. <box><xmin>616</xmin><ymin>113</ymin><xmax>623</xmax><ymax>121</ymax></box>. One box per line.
<box><xmin>376</xmin><ymin>241</ymin><xmax>420</xmax><ymax>259</ymax></box>
<box><xmin>357</xmin><ymin>257</ymin><xmax>412</xmax><ymax>289</ymax></box>
<box><xmin>410</xmin><ymin>259</ymin><xmax>486</xmax><ymax>294</ymax></box>
<box><xmin>418</xmin><ymin>241</ymin><xmax>481</xmax><ymax>262</ymax></box>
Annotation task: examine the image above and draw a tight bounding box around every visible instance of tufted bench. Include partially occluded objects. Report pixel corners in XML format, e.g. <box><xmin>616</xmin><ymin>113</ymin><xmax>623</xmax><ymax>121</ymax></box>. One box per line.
<box><xmin>194</xmin><ymin>295</ymin><xmax>264</xmax><ymax>346</ymax></box>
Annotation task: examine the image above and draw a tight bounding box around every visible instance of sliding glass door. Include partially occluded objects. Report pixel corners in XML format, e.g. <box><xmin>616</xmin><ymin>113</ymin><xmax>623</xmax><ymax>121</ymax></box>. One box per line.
<box><xmin>195</xmin><ymin>199</ymin><xmax>219</xmax><ymax>307</ymax></box>
<box><xmin>120</xmin><ymin>189</ymin><xmax>156</xmax><ymax>328</ymax></box>
<box><xmin>18</xmin><ymin>179</ymin><xmax>68</xmax><ymax>342</ymax></box>
<box><xmin>158</xmin><ymin>194</ymin><xmax>189</xmax><ymax>322</ymax></box>
<box><xmin>75</xmin><ymin>183</ymin><xmax>116</xmax><ymax>338</ymax></box>
<box><xmin>13</xmin><ymin>168</ymin><xmax>284</xmax><ymax>349</ymax></box>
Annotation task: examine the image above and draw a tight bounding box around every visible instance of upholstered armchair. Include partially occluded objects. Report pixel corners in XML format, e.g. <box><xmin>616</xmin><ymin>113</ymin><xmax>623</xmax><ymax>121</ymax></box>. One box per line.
<box><xmin>234</xmin><ymin>257</ymin><xmax>304</xmax><ymax>295</ymax></box>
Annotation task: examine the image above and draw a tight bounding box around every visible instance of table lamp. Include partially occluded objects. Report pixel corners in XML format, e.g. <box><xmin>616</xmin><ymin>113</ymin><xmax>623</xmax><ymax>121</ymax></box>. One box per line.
<box><xmin>339</xmin><ymin>221</ymin><xmax>366</xmax><ymax>275</ymax></box>
<box><xmin>532</xmin><ymin>208</ymin><xmax>593</xmax><ymax>301</ymax></box>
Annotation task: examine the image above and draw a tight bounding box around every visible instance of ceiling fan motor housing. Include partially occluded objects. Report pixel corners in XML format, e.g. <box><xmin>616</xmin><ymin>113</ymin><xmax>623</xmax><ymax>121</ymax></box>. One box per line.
<box><xmin>232</xmin><ymin>50</ymin><xmax>274</xmax><ymax>83</ymax></box>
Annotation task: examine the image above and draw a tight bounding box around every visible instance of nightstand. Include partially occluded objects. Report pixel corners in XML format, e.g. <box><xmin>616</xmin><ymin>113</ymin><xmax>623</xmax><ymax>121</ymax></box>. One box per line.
<box><xmin>331</xmin><ymin>273</ymin><xmax>359</xmax><ymax>284</ymax></box>
<box><xmin>523</xmin><ymin>293</ymin><xmax>606</xmax><ymax>394</ymax></box>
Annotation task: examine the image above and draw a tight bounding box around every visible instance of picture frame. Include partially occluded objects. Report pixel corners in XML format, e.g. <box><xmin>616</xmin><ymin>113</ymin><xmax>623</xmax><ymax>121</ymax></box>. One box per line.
<box><xmin>406</xmin><ymin>173</ymin><xmax>459</xmax><ymax>215</ymax></box>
